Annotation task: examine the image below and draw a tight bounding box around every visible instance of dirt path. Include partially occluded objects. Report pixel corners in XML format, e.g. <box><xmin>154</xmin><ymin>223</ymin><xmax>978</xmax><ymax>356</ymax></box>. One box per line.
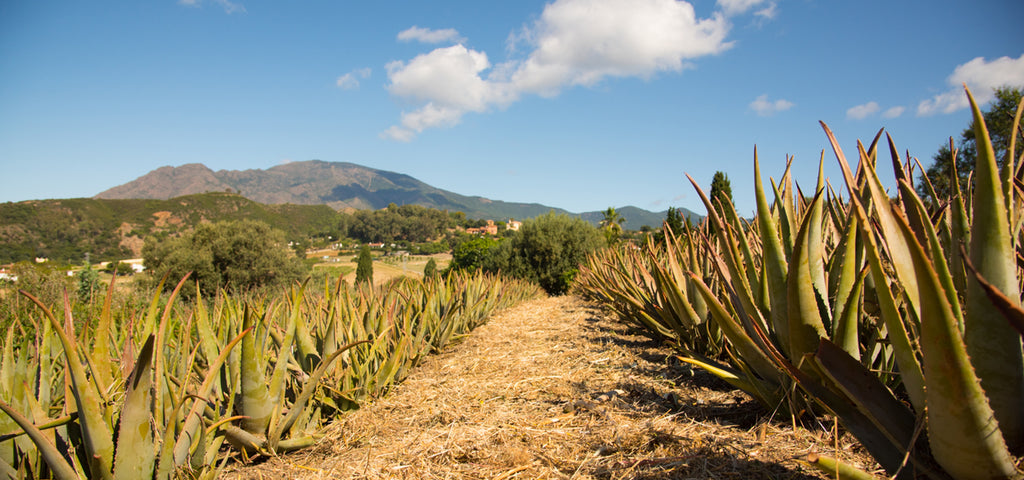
<box><xmin>224</xmin><ymin>296</ymin><xmax>876</xmax><ymax>479</ymax></box>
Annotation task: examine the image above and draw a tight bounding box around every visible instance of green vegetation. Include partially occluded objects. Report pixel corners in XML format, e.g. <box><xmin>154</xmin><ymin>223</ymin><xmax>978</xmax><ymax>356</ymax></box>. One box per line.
<box><xmin>445</xmin><ymin>212</ymin><xmax>605</xmax><ymax>295</ymax></box>
<box><xmin>599</xmin><ymin>207</ymin><xmax>625</xmax><ymax>245</ymax></box>
<box><xmin>142</xmin><ymin>219</ymin><xmax>305</xmax><ymax>295</ymax></box>
<box><xmin>709</xmin><ymin>171</ymin><xmax>733</xmax><ymax>213</ymax></box>
<box><xmin>76</xmin><ymin>263</ymin><xmax>100</xmax><ymax>302</ymax></box>
<box><xmin>917</xmin><ymin>86</ymin><xmax>1023</xmax><ymax>204</ymax></box>
<box><xmin>448</xmin><ymin>237</ymin><xmax>502</xmax><ymax>273</ymax></box>
<box><xmin>0</xmin><ymin>269</ymin><xmax>541</xmax><ymax>479</ymax></box>
<box><xmin>577</xmin><ymin>87</ymin><xmax>1024</xmax><ymax>479</ymax></box>
<box><xmin>423</xmin><ymin>257</ymin><xmax>438</xmax><ymax>278</ymax></box>
<box><xmin>355</xmin><ymin>245</ymin><xmax>374</xmax><ymax>285</ymax></box>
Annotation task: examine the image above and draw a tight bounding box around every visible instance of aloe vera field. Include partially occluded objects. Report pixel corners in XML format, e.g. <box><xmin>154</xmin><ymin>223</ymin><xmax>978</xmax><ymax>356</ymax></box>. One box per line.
<box><xmin>3</xmin><ymin>86</ymin><xmax>1024</xmax><ymax>479</ymax></box>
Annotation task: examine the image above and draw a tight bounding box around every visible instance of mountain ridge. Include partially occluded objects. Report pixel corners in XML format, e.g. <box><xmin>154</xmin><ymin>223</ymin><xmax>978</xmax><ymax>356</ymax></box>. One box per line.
<box><xmin>96</xmin><ymin>160</ymin><xmax>700</xmax><ymax>230</ymax></box>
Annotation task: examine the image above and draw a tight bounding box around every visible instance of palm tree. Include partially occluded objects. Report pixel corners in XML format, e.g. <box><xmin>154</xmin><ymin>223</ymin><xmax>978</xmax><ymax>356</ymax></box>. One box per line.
<box><xmin>600</xmin><ymin>207</ymin><xmax>625</xmax><ymax>245</ymax></box>
<box><xmin>599</xmin><ymin>207</ymin><xmax>625</xmax><ymax>232</ymax></box>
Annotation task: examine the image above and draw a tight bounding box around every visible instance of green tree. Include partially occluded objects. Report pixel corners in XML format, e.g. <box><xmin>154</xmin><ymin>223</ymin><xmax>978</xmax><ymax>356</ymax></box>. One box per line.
<box><xmin>654</xmin><ymin>206</ymin><xmax>686</xmax><ymax>244</ymax></box>
<box><xmin>503</xmin><ymin>212</ymin><xmax>605</xmax><ymax>295</ymax></box>
<box><xmin>423</xmin><ymin>257</ymin><xmax>438</xmax><ymax>279</ymax></box>
<box><xmin>355</xmin><ymin>245</ymin><xmax>374</xmax><ymax>285</ymax></box>
<box><xmin>709</xmin><ymin>171</ymin><xmax>734</xmax><ymax>213</ymax></box>
<box><xmin>918</xmin><ymin>86</ymin><xmax>1023</xmax><ymax>203</ymax></box>
<box><xmin>448</xmin><ymin>237</ymin><xmax>500</xmax><ymax>273</ymax></box>
<box><xmin>77</xmin><ymin>263</ymin><xmax>100</xmax><ymax>303</ymax></box>
<box><xmin>142</xmin><ymin>219</ymin><xmax>305</xmax><ymax>295</ymax></box>
<box><xmin>102</xmin><ymin>261</ymin><xmax>134</xmax><ymax>276</ymax></box>
<box><xmin>599</xmin><ymin>207</ymin><xmax>625</xmax><ymax>245</ymax></box>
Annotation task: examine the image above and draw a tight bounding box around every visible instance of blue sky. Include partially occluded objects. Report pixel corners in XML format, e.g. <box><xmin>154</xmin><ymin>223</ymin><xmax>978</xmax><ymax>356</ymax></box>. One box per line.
<box><xmin>1</xmin><ymin>0</ymin><xmax>1023</xmax><ymax>218</ymax></box>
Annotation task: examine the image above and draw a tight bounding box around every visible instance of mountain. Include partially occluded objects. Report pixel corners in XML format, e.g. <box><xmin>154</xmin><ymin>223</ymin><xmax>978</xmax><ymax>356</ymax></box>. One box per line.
<box><xmin>95</xmin><ymin>160</ymin><xmax>700</xmax><ymax>229</ymax></box>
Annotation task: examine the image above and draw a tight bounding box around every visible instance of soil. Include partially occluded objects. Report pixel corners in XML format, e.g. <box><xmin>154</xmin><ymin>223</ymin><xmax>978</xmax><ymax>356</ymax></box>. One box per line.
<box><xmin>222</xmin><ymin>296</ymin><xmax>880</xmax><ymax>479</ymax></box>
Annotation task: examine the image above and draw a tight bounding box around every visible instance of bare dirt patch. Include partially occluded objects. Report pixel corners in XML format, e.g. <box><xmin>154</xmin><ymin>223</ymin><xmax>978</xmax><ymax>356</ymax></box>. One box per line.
<box><xmin>223</xmin><ymin>296</ymin><xmax>878</xmax><ymax>479</ymax></box>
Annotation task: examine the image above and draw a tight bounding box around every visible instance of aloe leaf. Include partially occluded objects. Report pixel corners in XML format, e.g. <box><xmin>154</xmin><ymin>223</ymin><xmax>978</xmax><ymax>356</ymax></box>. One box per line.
<box><xmin>289</xmin><ymin>281</ymin><xmax>320</xmax><ymax>373</ymax></box>
<box><xmin>800</xmin><ymin>453</ymin><xmax>883</xmax><ymax>480</ymax></box>
<box><xmin>20</xmin><ymin>290</ymin><xmax>114</xmax><ymax>480</ymax></box>
<box><xmin>687</xmin><ymin>273</ymin><xmax>781</xmax><ymax>386</ymax></box>
<box><xmin>808</xmin><ymin>157</ymin><xmax>832</xmax><ymax>320</ymax></box>
<box><xmin>754</xmin><ymin>152</ymin><xmax>791</xmax><ymax>357</ymax></box>
<box><xmin>675</xmin><ymin>355</ymin><xmax>776</xmax><ymax>406</ymax></box>
<box><xmin>91</xmin><ymin>274</ymin><xmax>118</xmax><ymax>394</ymax></box>
<box><xmin>893</xmin><ymin>200</ymin><xmax>1016</xmax><ymax>479</ymax></box>
<box><xmin>167</xmin><ymin>325</ymin><xmax>251</xmax><ymax>470</ymax></box>
<box><xmin>0</xmin><ymin>399</ymin><xmax>79</xmax><ymax>480</ymax></box>
<box><xmin>687</xmin><ymin>174</ymin><xmax>760</xmax><ymax>325</ymax></box>
<box><xmin>238</xmin><ymin>305</ymin><xmax>273</xmax><ymax>435</ymax></box>
<box><xmin>822</xmin><ymin>122</ymin><xmax>921</xmax><ymax>321</ymax></box>
<box><xmin>963</xmin><ymin>86</ymin><xmax>1024</xmax><ymax>452</ymax></box>
<box><xmin>814</xmin><ymin>340</ymin><xmax>920</xmax><ymax>459</ymax></box>
<box><xmin>113</xmin><ymin>335</ymin><xmax>155</xmax><ymax>480</ymax></box>
<box><xmin>833</xmin><ymin>267</ymin><xmax>866</xmax><ymax>360</ymax></box>
<box><xmin>269</xmin><ymin>339</ymin><xmax>370</xmax><ymax>450</ymax></box>
<box><xmin>964</xmin><ymin>258</ymin><xmax>1024</xmax><ymax>337</ymax></box>
<box><xmin>786</xmin><ymin>190</ymin><xmax>829</xmax><ymax>365</ymax></box>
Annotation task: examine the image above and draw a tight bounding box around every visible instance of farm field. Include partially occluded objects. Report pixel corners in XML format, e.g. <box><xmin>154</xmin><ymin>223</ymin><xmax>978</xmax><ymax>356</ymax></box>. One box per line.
<box><xmin>308</xmin><ymin>251</ymin><xmax>452</xmax><ymax>286</ymax></box>
<box><xmin>224</xmin><ymin>296</ymin><xmax>877</xmax><ymax>479</ymax></box>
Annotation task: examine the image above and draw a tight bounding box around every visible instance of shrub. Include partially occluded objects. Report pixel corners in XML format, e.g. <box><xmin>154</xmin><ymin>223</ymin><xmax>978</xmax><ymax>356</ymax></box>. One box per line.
<box><xmin>142</xmin><ymin>219</ymin><xmax>304</xmax><ymax>295</ymax></box>
<box><xmin>504</xmin><ymin>212</ymin><xmax>604</xmax><ymax>295</ymax></box>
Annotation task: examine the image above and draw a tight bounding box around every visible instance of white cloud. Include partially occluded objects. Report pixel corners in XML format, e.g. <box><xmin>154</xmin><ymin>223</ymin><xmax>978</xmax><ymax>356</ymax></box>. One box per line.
<box><xmin>717</xmin><ymin>0</ymin><xmax>775</xmax><ymax>17</ymax></box>
<box><xmin>882</xmin><ymin>106</ymin><xmax>905</xmax><ymax>119</ymax></box>
<box><xmin>178</xmin><ymin>0</ymin><xmax>245</xmax><ymax>14</ymax></box>
<box><xmin>917</xmin><ymin>53</ymin><xmax>1024</xmax><ymax>116</ymax></box>
<box><xmin>336</xmin><ymin>68</ymin><xmax>371</xmax><ymax>90</ymax></box>
<box><xmin>397</xmin><ymin>26</ymin><xmax>466</xmax><ymax>44</ymax></box>
<box><xmin>510</xmin><ymin>0</ymin><xmax>732</xmax><ymax>95</ymax></box>
<box><xmin>847</xmin><ymin>101</ymin><xmax>880</xmax><ymax>120</ymax></box>
<box><xmin>383</xmin><ymin>0</ymin><xmax>733</xmax><ymax>140</ymax></box>
<box><xmin>750</xmin><ymin>94</ymin><xmax>793</xmax><ymax>116</ymax></box>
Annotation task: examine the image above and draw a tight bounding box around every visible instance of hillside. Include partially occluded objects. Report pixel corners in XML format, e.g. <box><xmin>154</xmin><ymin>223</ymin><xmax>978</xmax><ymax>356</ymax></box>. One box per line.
<box><xmin>0</xmin><ymin>193</ymin><xmax>341</xmax><ymax>264</ymax></box>
<box><xmin>95</xmin><ymin>160</ymin><xmax>697</xmax><ymax>229</ymax></box>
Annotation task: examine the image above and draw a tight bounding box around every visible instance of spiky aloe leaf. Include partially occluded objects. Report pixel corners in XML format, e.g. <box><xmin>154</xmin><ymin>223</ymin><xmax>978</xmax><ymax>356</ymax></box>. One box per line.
<box><xmin>893</xmin><ymin>201</ymin><xmax>1016</xmax><ymax>479</ymax></box>
<box><xmin>962</xmin><ymin>250</ymin><xmax>1024</xmax><ymax>337</ymax></box>
<box><xmin>963</xmin><ymin>86</ymin><xmax>1024</xmax><ymax>452</ymax></box>
<box><xmin>826</xmin><ymin>128</ymin><xmax>926</xmax><ymax>413</ymax></box>
<box><xmin>822</xmin><ymin>122</ymin><xmax>921</xmax><ymax>321</ymax></box>
<box><xmin>832</xmin><ymin>267</ymin><xmax>866</xmax><ymax>359</ymax></box>
<box><xmin>113</xmin><ymin>335</ymin><xmax>155</xmax><ymax>480</ymax></box>
<box><xmin>786</xmin><ymin>190</ymin><xmax>829</xmax><ymax>364</ymax></box>
<box><xmin>686</xmin><ymin>273</ymin><xmax>781</xmax><ymax>388</ymax></box>
<box><xmin>20</xmin><ymin>290</ymin><xmax>114</xmax><ymax>480</ymax></box>
<box><xmin>166</xmin><ymin>325</ymin><xmax>252</xmax><ymax>471</ymax></box>
<box><xmin>268</xmin><ymin>339</ymin><xmax>370</xmax><ymax>451</ymax></box>
<box><xmin>0</xmin><ymin>398</ymin><xmax>79</xmax><ymax>480</ymax></box>
<box><xmin>799</xmin><ymin>453</ymin><xmax>883</xmax><ymax>480</ymax></box>
<box><xmin>755</xmin><ymin>153</ymin><xmax>792</xmax><ymax>355</ymax></box>
<box><xmin>238</xmin><ymin>305</ymin><xmax>274</xmax><ymax>435</ymax></box>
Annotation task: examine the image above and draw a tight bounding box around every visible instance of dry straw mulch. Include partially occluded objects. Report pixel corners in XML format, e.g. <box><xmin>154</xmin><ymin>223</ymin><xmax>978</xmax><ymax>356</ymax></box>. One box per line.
<box><xmin>223</xmin><ymin>296</ymin><xmax>879</xmax><ymax>479</ymax></box>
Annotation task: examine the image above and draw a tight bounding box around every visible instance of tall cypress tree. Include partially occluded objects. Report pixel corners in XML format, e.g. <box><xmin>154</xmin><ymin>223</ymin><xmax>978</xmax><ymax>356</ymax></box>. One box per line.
<box><xmin>709</xmin><ymin>171</ymin><xmax>734</xmax><ymax>214</ymax></box>
<box><xmin>355</xmin><ymin>245</ymin><xmax>373</xmax><ymax>285</ymax></box>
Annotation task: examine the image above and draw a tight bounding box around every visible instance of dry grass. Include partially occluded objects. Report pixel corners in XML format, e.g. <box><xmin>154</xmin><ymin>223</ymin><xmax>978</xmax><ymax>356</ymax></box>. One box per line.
<box><xmin>222</xmin><ymin>296</ymin><xmax>879</xmax><ymax>479</ymax></box>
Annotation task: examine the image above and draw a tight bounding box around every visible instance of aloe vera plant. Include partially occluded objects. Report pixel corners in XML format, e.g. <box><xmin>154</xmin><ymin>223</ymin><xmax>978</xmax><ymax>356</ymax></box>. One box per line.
<box><xmin>1</xmin><ymin>265</ymin><xmax>541</xmax><ymax>478</ymax></box>
<box><xmin>578</xmin><ymin>86</ymin><xmax>1024</xmax><ymax>479</ymax></box>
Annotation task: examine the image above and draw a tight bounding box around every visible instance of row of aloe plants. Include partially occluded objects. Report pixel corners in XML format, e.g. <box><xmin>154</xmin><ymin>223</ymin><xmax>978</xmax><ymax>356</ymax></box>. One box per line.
<box><xmin>0</xmin><ymin>270</ymin><xmax>542</xmax><ymax>479</ymax></box>
<box><xmin>576</xmin><ymin>87</ymin><xmax>1024</xmax><ymax>480</ymax></box>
